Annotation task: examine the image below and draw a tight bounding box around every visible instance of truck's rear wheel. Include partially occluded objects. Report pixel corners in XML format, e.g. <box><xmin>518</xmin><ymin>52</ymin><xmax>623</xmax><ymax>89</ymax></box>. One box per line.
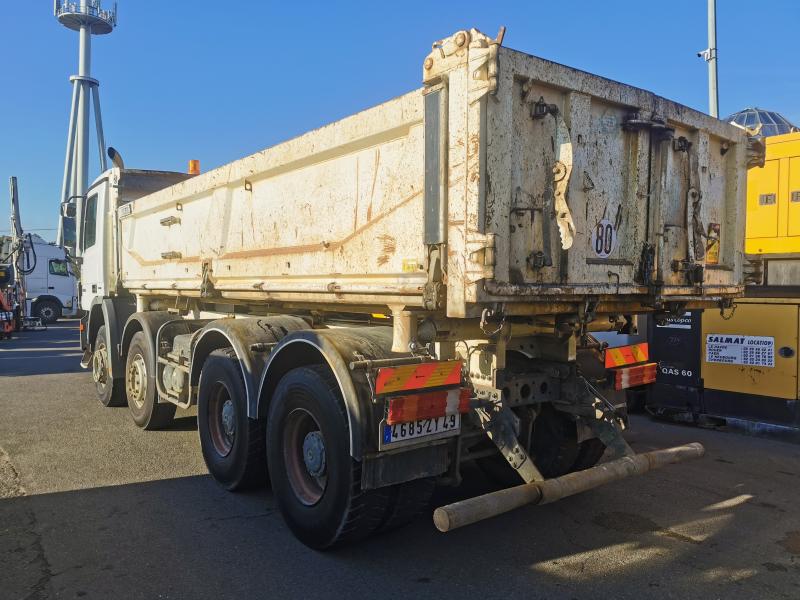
<box><xmin>530</xmin><ymin>405</ymin><xmax>582</xmax><ymax>478</ymax></box>
<box><xmin>125</xmin><ymin>331</ymin><xmax>176</xmax><ymax>430</ymax></box>
<box><xmin>267</xmin><ymin>365</ymin><xmax>389</xmax><ymax>549</ymax></box>
<box><xmin>375</xmin><ymin>477</ymin><xmax>435</xmax><ymax>533</ymax></box>
<box><xmin>572</xmin><ymin>438</ymin><xmax>606</xmax><ymax>471</ymax></box>
<box><xmin>93</xmin><ymin>325</ymin><xmax>125</xmax><ymax>407</ymax></box>
<box><xmin>477</xmin><ymin>405</ymin><xmax>592</xmax><ymax>485</ymax></box>
<box><xmin>198</xmin><ymin>348</ymin><xmax>267</xmax><ymax>491</ymax></box>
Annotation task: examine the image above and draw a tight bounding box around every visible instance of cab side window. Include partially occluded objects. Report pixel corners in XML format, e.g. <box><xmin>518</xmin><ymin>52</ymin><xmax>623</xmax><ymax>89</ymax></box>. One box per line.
<box><xmin>83</xmin><ymin>194</ymin><xmax>98</xmax><ymax>250</ymax></box>
<box><xmin>49</xmin><ymin>259</ymin><xmax>69</xmax><ymax>277</ymax></box>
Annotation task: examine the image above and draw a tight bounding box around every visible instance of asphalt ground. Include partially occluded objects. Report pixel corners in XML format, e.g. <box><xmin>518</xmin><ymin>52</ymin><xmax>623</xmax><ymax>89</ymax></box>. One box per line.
<box><xmin>1</xmin><ymin>321</ymin><xmax>799</xmax><ymax>599</ymax></box>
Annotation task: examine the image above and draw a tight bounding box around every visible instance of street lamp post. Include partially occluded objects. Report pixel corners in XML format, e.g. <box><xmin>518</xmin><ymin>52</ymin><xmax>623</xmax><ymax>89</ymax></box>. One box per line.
<box><xmin>698</xmin><ymin>0</ymin><xmax>719</xmax><ymax>118</ymax></box>
<box><xmin>54</xmin><ymin>1</ymin><xmax>117</xmax><ymax>254</ymax></box>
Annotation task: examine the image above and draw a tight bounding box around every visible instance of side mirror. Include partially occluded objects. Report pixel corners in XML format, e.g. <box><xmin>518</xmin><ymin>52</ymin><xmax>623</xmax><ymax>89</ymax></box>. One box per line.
<box><xmin>60</xmin><ymin>202</ymin><xmax>76</xmax><ymax>219</ymax></box>
<box><xmin>70</xmin><ymin>256</ymin><xmax>83</xmax><ymax>266</ymax></box>
<box><xmin>61</xmin><ymin>194</ymin><xmax>85</xmax><ymax>219</ymax></box>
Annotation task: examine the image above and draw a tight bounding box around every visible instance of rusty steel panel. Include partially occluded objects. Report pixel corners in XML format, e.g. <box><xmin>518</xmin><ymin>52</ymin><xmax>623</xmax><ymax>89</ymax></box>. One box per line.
<box><xmin>117</xmin><ymin>27</ymin><xmax>747</xmax><ymax>318</ymax></box>
<box><xmin>423</xmin><ymin>29</ymin><xmax>747</xmax><ymax>317</ymax></box>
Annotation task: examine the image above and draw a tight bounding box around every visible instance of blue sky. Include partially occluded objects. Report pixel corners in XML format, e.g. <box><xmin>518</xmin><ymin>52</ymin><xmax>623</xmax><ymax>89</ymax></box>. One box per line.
<box><xmin>1</xmin><ymin>1</ymin><xmax>798</xmax><ymax>240</ymax></box>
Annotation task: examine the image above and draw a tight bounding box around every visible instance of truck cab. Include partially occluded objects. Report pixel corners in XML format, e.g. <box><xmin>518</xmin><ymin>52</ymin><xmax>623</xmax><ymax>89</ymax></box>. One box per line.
<box><xmin>78</xmin><ymin>168</ymin><xmax>195</xmax><ymax>310</ymax></box>
<box><xmin>0</xmin><ymin>234</ymin><xmax>78</xmax><ymax>324</ymax></box>
<box><xmin>24</xmin><ymin>235</ymin><xmax>79</xmax><ymax>323</ymax></box>
<box><xmin>77</xmin><ymin>168</ymin><xmax>194</xmax><ymax>344</ymax></box>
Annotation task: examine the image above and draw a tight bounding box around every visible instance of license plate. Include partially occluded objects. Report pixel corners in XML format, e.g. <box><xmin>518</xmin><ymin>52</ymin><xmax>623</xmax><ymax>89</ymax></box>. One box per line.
<box><xmin>382</xmin><ymin>414</ymin><xmax>461</xmax><ymax>446</ymax></box>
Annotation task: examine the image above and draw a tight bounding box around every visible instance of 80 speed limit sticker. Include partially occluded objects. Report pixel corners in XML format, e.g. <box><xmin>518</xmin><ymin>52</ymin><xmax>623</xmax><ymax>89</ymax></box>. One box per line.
<box><xmin>592</xmin><ymin>218</ymin><xmax>618</xmax><ymax>258</ymax></box>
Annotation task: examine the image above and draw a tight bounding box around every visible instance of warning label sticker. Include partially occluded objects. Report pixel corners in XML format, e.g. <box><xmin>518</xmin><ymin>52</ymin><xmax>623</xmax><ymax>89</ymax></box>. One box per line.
<box><xmin>705</xmin><ymin>334</ymin><xmax>775</xmax><ymax>368</ymax></box>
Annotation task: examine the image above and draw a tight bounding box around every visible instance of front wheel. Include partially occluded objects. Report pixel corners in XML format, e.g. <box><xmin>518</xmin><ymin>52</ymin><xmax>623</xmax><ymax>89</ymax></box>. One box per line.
<box><xmin>267</xmin><ymin>365</ymin><xmax>390</xmax><ymax>550</ymax></box>
<box><xmin>34</xmin><ymin>300</ymin><xmax>61</xmax><ymax>324</ymax></box>
<box><xmin>93</xmin><ymin>325</ymin><xmax>125</xmax><ymax>407</ymax></box>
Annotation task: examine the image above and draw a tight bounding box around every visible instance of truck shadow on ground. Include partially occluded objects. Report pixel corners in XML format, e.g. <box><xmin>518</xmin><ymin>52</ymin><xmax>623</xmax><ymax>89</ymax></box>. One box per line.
<box><xmin>3</xmin><ymin>448</ymin><xmax>800</xmax><ymax>600</ymax></box>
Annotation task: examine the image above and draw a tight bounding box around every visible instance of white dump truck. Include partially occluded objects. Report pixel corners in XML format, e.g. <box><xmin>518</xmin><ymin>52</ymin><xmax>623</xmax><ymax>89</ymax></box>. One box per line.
<box><xmin>72</xmin><ymin>28</ymin><xmax>757</xmax><ymax>548</ymax></box>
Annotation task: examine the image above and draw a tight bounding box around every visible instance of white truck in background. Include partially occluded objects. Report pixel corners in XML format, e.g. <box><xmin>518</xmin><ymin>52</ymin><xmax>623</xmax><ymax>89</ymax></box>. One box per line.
<box><xmin>0</xmin><ymin>234</ymin><xmax>79</xmax><ymax>323</ymax></box>
<box><xmin>69</xmin><ymin>28</ymin><xmax>760</xmax><ymax>549</ymax></box>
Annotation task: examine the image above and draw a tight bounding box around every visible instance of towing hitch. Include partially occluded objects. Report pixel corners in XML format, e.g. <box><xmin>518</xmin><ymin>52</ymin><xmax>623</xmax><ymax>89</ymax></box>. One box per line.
<box><xmin>433</xmin><ymin>442</ymin><xmax>705</xmax><ymax>532</ymax></box>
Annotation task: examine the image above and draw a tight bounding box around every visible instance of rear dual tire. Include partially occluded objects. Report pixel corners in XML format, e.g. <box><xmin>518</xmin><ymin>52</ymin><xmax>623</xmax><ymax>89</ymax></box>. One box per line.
<box><xmin>375</xmin><ymin>477</ymin><xmax>435</xmax><ymax>534</ymax></box>
<box><xmin>478</xmin><ymin>404</ymin><xmax>607</xmax><ymax>486</ymax></box>
<box><xmin>267</xmin><ymin>366</ymin><xmax>386</xmax><ymax>549</ymax></box>
<box><xmin>266</xmin><ymin>366</ymin><xmax>434</xmax><ymax>549</ymax></box>
<box><xmin>198</xmin><ymin>348</ymin><xmax>267</xmax><ymax>491</ymax></box>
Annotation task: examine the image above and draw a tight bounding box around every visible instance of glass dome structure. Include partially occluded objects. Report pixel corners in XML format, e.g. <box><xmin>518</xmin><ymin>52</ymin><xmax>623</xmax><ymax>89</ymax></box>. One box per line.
<box><xmin>725</xmin><ymin>108</ymin><xmax>798</xmax><ymax>137</ymax></box>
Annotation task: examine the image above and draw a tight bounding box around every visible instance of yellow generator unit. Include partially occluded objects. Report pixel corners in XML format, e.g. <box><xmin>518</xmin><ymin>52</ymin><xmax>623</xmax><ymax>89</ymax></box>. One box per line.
<box><xmin>746</xmin><ymin>131</ymin><xmax>800</xmax><ymax>256</ymax></box>
<box><xmin>702</xmin><ymin>299</ymin><xmax>798</xmax><ymax>426</ymax></box>
<box><xmin>700</xmin><ymin>130</ymin><xmax>800</xmax><ymax>432</ymax></box>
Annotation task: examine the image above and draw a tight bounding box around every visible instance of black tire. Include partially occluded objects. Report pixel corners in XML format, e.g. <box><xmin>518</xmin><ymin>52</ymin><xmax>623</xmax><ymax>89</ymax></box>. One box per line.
<box><xmin>375</xmin><ymin>477</ymin><xmax>435</xmax><ymax>533</ymax></box>
<box><xmin>477</xmin><ymin>405</ymin><xmax>583</xmax><ymax>485</ymax></box>
<box><xmin>475</xmin><ymin>441</ymin><xmax>521</xmax><ymax>488</ymax></box>
<box><xmin>531</xmin><ymin>405</ymin><xmax>582</xmax><ymax>478</ymax></box>
<box><xmin>125</xmin><ymin>331</ymin><xmax>176</xmax><ymax>430</ymax></box>
<box><xmin>267</xmin><ymin>365</ymin><xmax>390</xmax><ymax>550</ymax></box>
<box><xmin>93</xmin><ymin>325</ymin><xmax>125</xmax><ymax>407</ymax></box>
<box><xmin>572</xmin><ymin>438</ymin><xmax>607</xmax><ymax>471</ymax></box>
<box><xmin>198</xmin><ymin>348</ymin><xmax>267</xmax><ymax>491</ymax></box>
<box><xmin>34</xmin><ymin>300</ymin><xmax>61</xmax><ymax>324</ymax></box>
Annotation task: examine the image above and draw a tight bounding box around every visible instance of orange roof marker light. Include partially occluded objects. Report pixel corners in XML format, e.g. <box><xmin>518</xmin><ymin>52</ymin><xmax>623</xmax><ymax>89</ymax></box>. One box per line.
<box><xmin>188</xmin><ymin>160</ymin><xmax>200</xmax><ymax>175</ymax></box>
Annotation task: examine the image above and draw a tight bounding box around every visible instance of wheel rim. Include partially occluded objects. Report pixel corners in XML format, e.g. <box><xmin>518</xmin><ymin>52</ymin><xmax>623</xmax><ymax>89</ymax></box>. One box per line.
<box><xmin>126</xmin><ymin>353</ymin><xmax>147</xmax><ymax>409</ymax></box>
<box><xmin>283</xmin><ymin>408</ymin><xmax>327</xmax><ymax>506</ymax></box>
<box><xmin>208</xmin><ymin>382</ymin><xmax>236</xmax><ymax>457</ymax></box>
<box><xmin>40</xmin><ymin>305</ymin><xmax>55</xmax><ymax>321</ymax></box>
<box><xmin>92</xmin><ymin>342</ymin><xmax>109</xmax><ymax>389</ymax></box>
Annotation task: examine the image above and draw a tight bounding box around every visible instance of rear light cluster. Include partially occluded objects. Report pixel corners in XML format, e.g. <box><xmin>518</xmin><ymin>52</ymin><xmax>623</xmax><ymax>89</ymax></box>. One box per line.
<box><xmin>375</xmin><ymin>360</ymin><xmax>463</xmax><ymax>395</ymax></box>
<box><xmin>612</xmin><ymin>362</ymin><xmax>657</xmax><ymax>390</ymax></box>
<box><xmin>605</xmin><ymin>342</ymin><xmax>649</xmax><ymax>368</ymax></box>
<box><xmin>386</xmin><ymin>388</ymin><xmax>471</xmax><ymax>425</ymax></box>
<box><xmin>375</xmin><ymin>360</ymin><xmax>471</xmax><ymax>426</ymax></box>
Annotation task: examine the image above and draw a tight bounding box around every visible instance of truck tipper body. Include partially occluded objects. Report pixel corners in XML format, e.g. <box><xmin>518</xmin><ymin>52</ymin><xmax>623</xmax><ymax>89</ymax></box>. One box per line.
<box><xmin>75</xmin><ymin>28</ymin><xmax>756</xmax><ymax>548</ymax></box>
